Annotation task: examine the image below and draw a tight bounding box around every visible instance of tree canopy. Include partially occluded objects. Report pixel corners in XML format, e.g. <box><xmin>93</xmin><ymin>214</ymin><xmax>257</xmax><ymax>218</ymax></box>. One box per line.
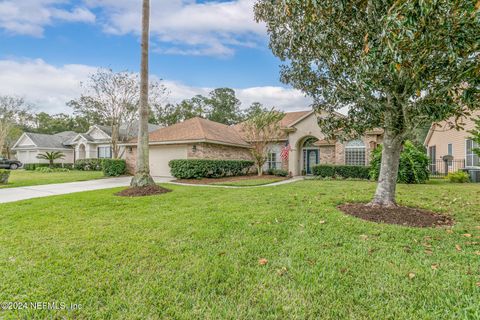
<box><xmin>255</xmin><ymin>0</ymin><xmax>480</xmax><ymax>206</ymax></box>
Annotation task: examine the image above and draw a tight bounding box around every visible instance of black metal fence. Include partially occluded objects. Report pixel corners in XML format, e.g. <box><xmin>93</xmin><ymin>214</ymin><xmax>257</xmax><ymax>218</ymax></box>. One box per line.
<box><xmin>429</xmin><ymin>159</ymin><xmax>465</xmax><ymax>178</ymax></box>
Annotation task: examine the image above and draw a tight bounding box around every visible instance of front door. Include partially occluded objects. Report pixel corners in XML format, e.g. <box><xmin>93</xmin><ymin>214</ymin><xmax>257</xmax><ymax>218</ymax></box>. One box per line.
<box><xmin>306</xmin><ymin>149</ymin><xmax>319</xmax><ymax>175</ymax></box>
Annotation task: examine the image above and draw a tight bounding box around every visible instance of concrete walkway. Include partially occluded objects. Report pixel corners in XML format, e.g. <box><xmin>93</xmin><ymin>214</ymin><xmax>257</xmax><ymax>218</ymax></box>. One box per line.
<box><xmin>0</xmin><ymin>176</ymin><xmax>173</xmax><ymax>204</ymax></box>
<box><xmin>0</xmin><ymin>176</ymin><xmax>304</xmax><ymax>204</ymax></box>
<box><xmin>169</xmin><ymin>176</ymin><xmax>305</xmax><ymax>188</ymax></box>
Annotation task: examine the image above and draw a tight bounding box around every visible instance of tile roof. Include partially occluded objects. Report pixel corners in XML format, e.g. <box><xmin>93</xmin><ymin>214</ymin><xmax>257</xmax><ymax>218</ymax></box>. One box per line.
<box><xmin>140</xmin><ymin>117</ymin><xmax>250</xmax><ymax>147</ymax></box>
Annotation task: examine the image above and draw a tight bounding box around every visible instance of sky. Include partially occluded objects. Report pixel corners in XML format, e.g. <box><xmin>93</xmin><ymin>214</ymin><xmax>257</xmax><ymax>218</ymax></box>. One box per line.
<box><xmin>0</xmin><ymin>0</ymin><xmax>312</xmax><ymax>114</ymax></box>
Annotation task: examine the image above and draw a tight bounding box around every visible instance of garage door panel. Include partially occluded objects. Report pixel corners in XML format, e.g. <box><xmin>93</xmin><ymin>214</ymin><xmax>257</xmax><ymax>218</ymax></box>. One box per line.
<box><xmin>149</xmin><ymin>145</ymin><xmax>187</xmax><ymax>177</ymax></box>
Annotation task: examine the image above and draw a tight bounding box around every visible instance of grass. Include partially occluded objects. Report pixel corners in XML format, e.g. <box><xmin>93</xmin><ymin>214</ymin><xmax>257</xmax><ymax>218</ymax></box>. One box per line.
<box><xmin>211</xmin><ymin>177</ymin><xmax>285</xmax><ymax>186</ymax></box>
<box><xmin>0</xmin><ymin>180</ymin><xmax>479</xmax><ymax>319</ymax></box>
<box><xmin>0</xmin><ymin>169</ymin><xmax>104</xmax><ymax>188</ymax></box>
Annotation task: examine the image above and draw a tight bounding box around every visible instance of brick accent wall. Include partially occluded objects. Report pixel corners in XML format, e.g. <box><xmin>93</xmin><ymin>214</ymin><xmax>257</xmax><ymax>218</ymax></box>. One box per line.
<box><xmin>319</xmin><ymin>145</ymin><xmax>336</xmax><ymax>164</ymax></box>
<box><xmin>125</xmin><ymin>146</ymin><xmax>136</xmax><ymax>175</ymax></box>
<box><xmin>187</xmin><ymin>143</ymin><xmax>253</xmax><ymax>160</ymax></box>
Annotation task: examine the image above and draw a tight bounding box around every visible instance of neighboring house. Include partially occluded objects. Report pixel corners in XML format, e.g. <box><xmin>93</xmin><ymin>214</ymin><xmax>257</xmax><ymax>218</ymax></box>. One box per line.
<box><xmin>13</xmin><ymin>122</ymin><xmax>160</xmax><ymax>165</ymax></box>
<box><xmin>424</xmin><ymin>110</ymin><xmax>480</xmax><ymax>173</ymax></box>
<box><xmin>12</xmin><ymin>131</ymin><xmax>77</xmax><ymax>165</ymax></box>
<box><xmin>124</xmin><ymin>110</ymin><xmax>383</xmax><ymax>177</ymax></box>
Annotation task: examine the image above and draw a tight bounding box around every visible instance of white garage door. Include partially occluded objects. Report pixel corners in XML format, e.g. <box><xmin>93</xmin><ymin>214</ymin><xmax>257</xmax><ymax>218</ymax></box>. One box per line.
<box><xmin>149</xmin><ymin>145</ymin><xmax>188</xmax><ymax>177</ymax></box>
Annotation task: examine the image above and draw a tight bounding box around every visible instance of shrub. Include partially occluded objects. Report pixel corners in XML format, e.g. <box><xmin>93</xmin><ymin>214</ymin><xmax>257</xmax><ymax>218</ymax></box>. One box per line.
<box><xmin>102</xmin><ymin>159</ymin><xmax>126</xmax><ymax>177</ymax></box>
<box><xmin>446</xmin><ymin>171</ymin><xmax>470</xmax><ymax>183</ymax></box>
<box><xmin>0</xmin><ymin>169</ymin><xmax>10</xmax><ymax>184</ymax></box>
<box><xmin>74</xmin><ymin>159</ymin><xmax>103</xmax><ymax>171</ymax></box>
<box><xmin>312</xmin><ymin>165</ymin><xmax>371</xmax><ymax>179</ymax></box>
<box><xmin>169</xmin><ymin>159</ymin><xmax>254</xmax><ymax>179</ymax></box>
<box><xmin>24</xmin><ymin>163</ymin><xmax>73</xmax><ymax>170</ymax></box>
<box><xmin>35</xmin><ymin>167</ymin><xmax>70</xmax><ymax>173</ymax></box>
<box><xmin>370</xmin><ymin>141</ymin><xmax>429</xmax><ymax>184</ymax></box>
<box><xmin>270</xmin><ymin>168</ymin><xmax>289</xmax><ymax>177</ymax></box>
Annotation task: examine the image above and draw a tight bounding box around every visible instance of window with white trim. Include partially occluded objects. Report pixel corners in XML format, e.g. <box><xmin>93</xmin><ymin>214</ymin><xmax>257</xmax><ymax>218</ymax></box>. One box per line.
<box><xmin>97</xmin><ymin>146</ymin><xmax>112</xmax><ymax>159</ymax></box>
<box><xmin>345</xmin><ymin>140</ymin><xmax>366</xmax><ymax>166</ymax></box>
<box><xmin>267</xmin><ymin>152</ymin><xmax>280</xmax><ymax>169</ymax></box>
<box><xmin>466</xmin><ymin>139</ymin><xmax>479</xmax><ymax>167</ymax></box>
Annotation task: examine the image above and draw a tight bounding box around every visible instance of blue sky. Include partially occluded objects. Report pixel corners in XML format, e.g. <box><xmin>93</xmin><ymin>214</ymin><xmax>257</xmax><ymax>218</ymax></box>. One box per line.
<box><xmin>0</xmin><ymin>0</ymin><xmax>311</xmax><ymax>113</ymax></box>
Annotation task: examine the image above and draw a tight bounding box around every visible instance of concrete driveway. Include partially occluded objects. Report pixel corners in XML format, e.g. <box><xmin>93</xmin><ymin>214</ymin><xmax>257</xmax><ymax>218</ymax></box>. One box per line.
<box><xmin>0</xmin><ymin>176</ymin><xmax>173</xmax><ymax>204</ymax></box>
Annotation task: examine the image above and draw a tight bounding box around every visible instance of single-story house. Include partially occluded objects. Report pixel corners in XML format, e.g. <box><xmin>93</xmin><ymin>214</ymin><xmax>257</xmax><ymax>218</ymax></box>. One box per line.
<box><xmin>12</xmin><ymin>131</ymin><xmax>77</xmax><ymax>165</ymax></box>
<box><xmin>123</xmin><ymin>117</ymin><xmax>252</xmax><ymax>177</ymax></box>
<box><xmin>424</xmin><ymin>109</ymin><xmax>480</xmax><ymax>172</ymax></box>
<box><xmin>12</xmin><ymin>122</ymin><xmax>160</xmax><ymax>165</ymax></box>
<box><xmin>124</xmin><ymin>110</ymin><xmax>384</xmax><ymax>177</ymax></box>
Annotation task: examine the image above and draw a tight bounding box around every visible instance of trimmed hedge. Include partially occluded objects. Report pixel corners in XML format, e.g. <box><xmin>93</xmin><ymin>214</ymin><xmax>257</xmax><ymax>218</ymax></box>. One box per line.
<box><xmin>312</xmin><ymin>165</ymin><xmax>371</xmax><ymax>180</ymax></box>
<box><xmin>102</xmin><ymin>159</ymin><xmax>126</xmax><ymax>177</ymax></box>
<box><xmin>24</xmin><ymin>163</ymin><xmax>73</xmax><ymax>170</ymax></box>
<box><xmin>169</xmin><ymin>159</ymin><xmax>254</xmax><ymax>179</ymax></box>
<box><xmin>267</xmin><ymin>168</ymin><xmax>289</xmax><ymax>177</ymax></box>
<box><xmin>74</xmin><ymin>159</ymin><xmax>103</xmax><ymax>171</ymax></box>
<box><xmin>0</xmin><ymin>169</ymin><xmax>10</xmax><ymax>184</ymax></box>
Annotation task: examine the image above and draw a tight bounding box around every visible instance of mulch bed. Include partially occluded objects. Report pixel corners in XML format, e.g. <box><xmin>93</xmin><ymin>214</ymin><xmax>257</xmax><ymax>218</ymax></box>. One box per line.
<box><xmin>338</xmin><ymin>203</ymin><xmax>453</xmax><ymax>228</ymax></box>
<box><xmin>115</xmin><ymin>185</ymin><xmax>172</xmax><ymax>197</ymax></box>
<box><xmin>176</xmin><ymin>175</ymin><xmax>288</xmax><ymax>185</ymax></box>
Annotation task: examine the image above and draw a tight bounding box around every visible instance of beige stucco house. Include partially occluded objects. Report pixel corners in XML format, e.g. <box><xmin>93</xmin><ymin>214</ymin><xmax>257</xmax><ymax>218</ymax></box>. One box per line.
<box><xmin>424</xmin><ymin>110</ymin><xmax>480</xmax><ymax>172</ymax></box>
<box><xmin>124</xmin><ymin>110</ymin><xmax>383</xmax><ymax>177</ymax></box>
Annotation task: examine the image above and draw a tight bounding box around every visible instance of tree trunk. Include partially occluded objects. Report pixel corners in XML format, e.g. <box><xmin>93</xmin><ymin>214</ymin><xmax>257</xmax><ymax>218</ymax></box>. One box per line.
<box><xmin>111</xmin><ymin>122</ymin><xmax>120</xmax><ymax>159</ymax></box>
<box><xmin>369</xmin><ymin>131</ymin><xmax>403</xmax><ymax>207</ymax></box>
<box><xmin>131</xmin><ymin>0</ymin><xmax>155</xmax><ymax>187</ymax></box>
<box><xmin>257</xmin><ymin>164</ymin><xmax>263</xmax><ymax>176</ymax></box>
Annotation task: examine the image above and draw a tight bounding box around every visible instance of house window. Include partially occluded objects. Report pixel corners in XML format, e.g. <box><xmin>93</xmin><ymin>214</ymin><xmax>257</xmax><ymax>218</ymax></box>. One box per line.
<box><xmin>97</xmin><ymin>146</ymin><xmax>112</xmax><ymax>159</ymax></box>
<box><xmin>345</xmin><ymin>140</ymin><xmax>366</xmax><ymax>166</ymax></box>
<box><xmin>267</xmin><ymin>152</ymin><xmax>278</xmax><ymax>169</ymax></box>
<box><xmin>428</xmin><ymin>145</ymin><xmax>437</xmax><ymax>173</ymax></box>
<box><xmin>466</xmin><ymin>139</ymin><xmax>479</xmax><ymax>167</ymax></box>
<box><xmin>447</xmin><ymin>143</ymin><xmax>453</xmax><ymax>166</ymax></box>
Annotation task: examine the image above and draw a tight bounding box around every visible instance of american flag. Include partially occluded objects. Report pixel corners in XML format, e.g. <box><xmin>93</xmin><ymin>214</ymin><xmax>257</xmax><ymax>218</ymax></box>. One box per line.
<box><xmin>280</xmin><ymin>141</ymin><xmax>291</xmax><ymax>160</ymax></box>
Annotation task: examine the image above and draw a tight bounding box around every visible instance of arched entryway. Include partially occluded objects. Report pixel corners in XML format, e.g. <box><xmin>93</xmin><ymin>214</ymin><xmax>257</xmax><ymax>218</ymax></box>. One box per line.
<box><xmin>78</xmin><ymin>144</ymin><xmax>86</xmax><ymax>160</ymax></box>
<box><xmin>300</xmin><ymin>136</ymin><xmax>319</xmax><ymax>175</ymax></box>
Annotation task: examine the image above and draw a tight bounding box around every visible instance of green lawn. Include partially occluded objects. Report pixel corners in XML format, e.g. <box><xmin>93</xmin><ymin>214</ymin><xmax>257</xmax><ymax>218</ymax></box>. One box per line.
<box><xmin>0</xmin><ymin>170</ymin><xmax>104</xmax><ymax>188</ymax></box>
<box><xmin>212</xmin><ymin>177</ymin><xmax>285</xmax><ymax>186</ymax></box>
<box><xmin>1</xmin><ymin>180</ymin><xmax>479</xmax><ymax>319</ymax></box>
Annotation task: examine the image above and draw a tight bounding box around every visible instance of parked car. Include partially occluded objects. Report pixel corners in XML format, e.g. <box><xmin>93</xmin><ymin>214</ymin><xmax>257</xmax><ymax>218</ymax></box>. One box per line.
<box><xmin>0</xmin><ymin>157</ymin><xmax>22</xmax><ymax>169</ymax></box>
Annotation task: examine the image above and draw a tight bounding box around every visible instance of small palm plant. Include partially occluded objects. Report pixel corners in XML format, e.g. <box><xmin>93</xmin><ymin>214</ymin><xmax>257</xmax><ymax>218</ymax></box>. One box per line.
<box><xmin>36</xmin><ymin>151</ymin><xmax>65</xmax><ymax>168</ymax></box>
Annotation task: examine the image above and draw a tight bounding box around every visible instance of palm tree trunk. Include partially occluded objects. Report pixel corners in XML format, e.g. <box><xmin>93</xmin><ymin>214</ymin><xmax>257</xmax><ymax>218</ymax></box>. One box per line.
<box><xmin>131</xmin><ymin>0</ymin><xmax>155</xmax><ymax>187</ymax></box>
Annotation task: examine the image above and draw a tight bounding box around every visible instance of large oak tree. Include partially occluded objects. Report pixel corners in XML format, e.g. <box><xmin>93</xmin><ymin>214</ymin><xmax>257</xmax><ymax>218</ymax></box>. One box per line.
<box><xmin>255</xmin><ymin>1</ymin><xmax>479</xmax><ymax>207</ymax></box>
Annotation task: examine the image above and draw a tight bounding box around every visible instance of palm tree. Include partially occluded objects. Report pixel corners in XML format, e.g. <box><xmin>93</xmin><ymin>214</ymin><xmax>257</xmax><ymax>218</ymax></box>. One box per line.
<box><xmin>36</xmin><ymin>151</ymin><xmax>65</xmax><ymax>168</ymax></box>
<box><xmin>131</xmin><ymin>0</ymin><xmax>155</xmax><ymax>187</ymax></box>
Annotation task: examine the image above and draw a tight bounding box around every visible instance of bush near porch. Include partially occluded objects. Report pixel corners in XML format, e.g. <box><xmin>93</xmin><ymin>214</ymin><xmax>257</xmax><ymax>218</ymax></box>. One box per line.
<box><xmin>312</xmin><ymin>164</ymin><xmax>371</xmax><ymax>180</ymax></box>
<box><xmin>74</xmin><ymin>159</ymin><xmax>103</xmax><ymax>171</ymax></box>
<box><xmin>169</xmin><ymin>159</ymin><xmax>254</xmax><ymax>179</ymax></box>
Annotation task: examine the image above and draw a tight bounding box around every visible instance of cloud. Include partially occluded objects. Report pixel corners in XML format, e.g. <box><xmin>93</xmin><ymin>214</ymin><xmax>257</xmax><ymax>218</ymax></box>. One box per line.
<box><xmin>0</xmin><ymin>59</ymin><xmax>311</xmax><ymax>114</ymax></box>
<box><xmin>0</xmin><ymin>0</ymin><xmax>95</xmax><ymax>37</ymax></box>
<box><xmin>0</xmin><ymin>0</ymin><xmax>265</xmax><ymax>57</ymax></box>
<box><xmin>86</xmin><ymin>0</ymin><xmax>266</xmax><ymax>57</ymax></box>
<box><xmin>0</xmin><ymin>59</ymin><xmax>96</xmax><ymax>113</ymax></box>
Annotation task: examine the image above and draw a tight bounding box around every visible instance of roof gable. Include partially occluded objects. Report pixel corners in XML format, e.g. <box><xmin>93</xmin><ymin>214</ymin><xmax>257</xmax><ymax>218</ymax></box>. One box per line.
<box><xmin>12</xmin><ymin>133</ymin><xmax>36</xmax><ymax>149</ymax></box>
<box><xmin>424</xmin><ymin>110</ymin><xmax>480</xmax><ymax>146</ymax></box>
